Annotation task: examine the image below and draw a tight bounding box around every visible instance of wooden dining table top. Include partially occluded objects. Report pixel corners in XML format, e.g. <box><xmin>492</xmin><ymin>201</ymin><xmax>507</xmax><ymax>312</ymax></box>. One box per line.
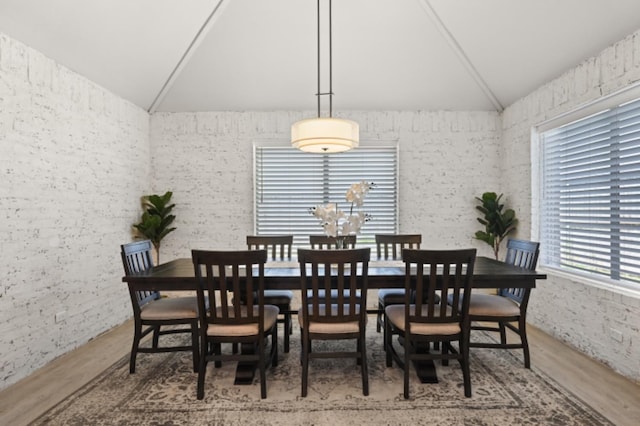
<box><xmin>122</xmin><ymin>256</ymin><xmax>547</xmax><ymax>291</ymax></box>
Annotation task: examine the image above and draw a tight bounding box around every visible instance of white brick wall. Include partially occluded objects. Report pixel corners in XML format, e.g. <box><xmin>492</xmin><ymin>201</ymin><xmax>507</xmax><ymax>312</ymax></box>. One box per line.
<box><xmin>3</xmin><ymin>23</ymin><xmax>640</xmax><ymax>392</ymax></box>
<box><xmin>502</xmin><ymin>30</ymin><xmax>640</xmax><ymax>382</ymax></box>
<box><xmin>149</xmin><ymin>110</ymin><xmax>503</xmax><ymax>262</ymax></box>
<box><xmin>0</xmin><ymin>34</ymin><xmax>150</xmax><ymax>390</ymax></box>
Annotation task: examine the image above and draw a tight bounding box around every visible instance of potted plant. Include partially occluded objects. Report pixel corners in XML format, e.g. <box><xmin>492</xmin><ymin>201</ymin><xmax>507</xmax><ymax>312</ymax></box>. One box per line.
<box><xmin>474</xmin><ymin>192</ymin><xmax>517</xmax><ymax>260</ymax></box>
<box><xmin>133</xmin><ymin>191</ymin><xmax>176</xmax><ymax>264</ymax></box>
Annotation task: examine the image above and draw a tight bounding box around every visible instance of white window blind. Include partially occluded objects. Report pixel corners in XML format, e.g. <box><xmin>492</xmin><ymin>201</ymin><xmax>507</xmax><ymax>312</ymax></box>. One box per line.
<box><xmin>540</xmin><ymin>98</ymin><xmax>640</xmax><ymax>287</ymax></box>
<box><xmin>254</xmin><ymin>145</ymin><xmax>398</xmax><ymax>248</ymax></box>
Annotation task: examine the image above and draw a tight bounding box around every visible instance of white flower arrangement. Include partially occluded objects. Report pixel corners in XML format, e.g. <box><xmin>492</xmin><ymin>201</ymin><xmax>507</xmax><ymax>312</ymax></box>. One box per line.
<box><xmin>309</xmin><ymin>181</ymin><xmax>375</xmax><ymax>237</ymax></box>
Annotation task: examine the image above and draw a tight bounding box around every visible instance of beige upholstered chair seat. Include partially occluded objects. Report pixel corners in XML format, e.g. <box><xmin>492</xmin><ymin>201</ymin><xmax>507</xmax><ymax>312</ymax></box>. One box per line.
<box><xmin>298</xmin><ymin>304</ymin><xmax>365</xmax><ymax>334</ymax></box>
<box><xmin>207</xmin><ymin>305</ymin><xmax>279</xmax><ymax>337</ymax></box>
<box><xmin>139</xmin><ymin>296</ymin><xmax>199</xmax><ymax>320</ymax></box>
<box><xmin>385</xmin><ymin>304</ymin><xmax>460</xmax><ymax>336</ymax></box>
<box><xmin>467</xmin><ymin>293</ymin><xmax>520</xmax><ymax>317</ymax></box>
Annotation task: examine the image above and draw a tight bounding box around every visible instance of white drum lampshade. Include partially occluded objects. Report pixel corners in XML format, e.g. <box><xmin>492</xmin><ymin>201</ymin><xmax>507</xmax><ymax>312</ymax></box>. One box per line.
<box><xmin>291</xmin><ymin>117</ymin><xmax>359</xmax><ymax>153</ymax></box>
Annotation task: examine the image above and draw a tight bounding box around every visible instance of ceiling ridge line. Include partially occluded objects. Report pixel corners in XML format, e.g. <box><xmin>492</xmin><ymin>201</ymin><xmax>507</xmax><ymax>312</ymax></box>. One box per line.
<box><xmin>416</xmin><ymin>0</ymin><xmax>504</xmax><ymax>112</ymax></box>
<box><xmin>147</xmin><ymin>0</ymin><xmax>230</xmax><ymax>113</ymax></box>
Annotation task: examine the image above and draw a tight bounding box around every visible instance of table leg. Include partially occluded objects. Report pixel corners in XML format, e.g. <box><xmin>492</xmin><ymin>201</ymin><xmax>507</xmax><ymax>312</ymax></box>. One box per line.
<box><xmin>399</xmin><ymin>338</ymin><xmax>439</xmax><ymax>383</ymax></box>
<box><xmin>234</xmin><ymin>343</ymin><xmax>257</xmax><ymax>385</ymax></box>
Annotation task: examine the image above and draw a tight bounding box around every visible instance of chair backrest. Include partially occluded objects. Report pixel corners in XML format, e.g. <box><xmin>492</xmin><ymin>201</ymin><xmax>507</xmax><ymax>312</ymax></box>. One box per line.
<box><xmin>121</xmin><ymin>240</ymin><xmax>154</xmax><ymax>274</ymax></box>
<box><xmin>309</xmin><ymin>235</ymin><xmax>357</xmax><ymax>249</ymax></box>
<box><xmin>504</xmin><ymin>238</ymin><xmax>540</xmax><ymax>270</ymax></box>
<box><xmin>402</xmin><ymin>248</ymin><xmax>476</xmax><ymax>329</ymax></box>
<box><xmin>298</xmin><ymin>248</ymin><xmax>370</xmax><ymax>326</ymax></box>
<box><xmin>375</xmin><ymin>234</ymin><xmax>422</xmax><ymax>259</ymax></box>
<box><xmin>121</xmin><ymin>240</ymin><xmax>159</xmax><ymax>310</ymax></box>
<box><xmin>500</xmin><ymin>239</ymin><xmax>540</xmax><ymax>302</ymax></box>
<box><xmin>246</xmin><ymin>235</ymin><xmax>293</xmax><ymax>261</ymax></box>
<box><xmin>192</xmin><ymin>249</ymin><xmax>268</xmax><ymax>330</ymax></box>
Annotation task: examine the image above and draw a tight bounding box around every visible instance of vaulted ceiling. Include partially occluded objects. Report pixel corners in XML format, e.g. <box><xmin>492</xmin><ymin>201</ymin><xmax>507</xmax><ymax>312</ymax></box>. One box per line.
<box><xmin>2</xmin><ymin>0</ymin><xmax>640</xmax><ymax>113</ymax></box>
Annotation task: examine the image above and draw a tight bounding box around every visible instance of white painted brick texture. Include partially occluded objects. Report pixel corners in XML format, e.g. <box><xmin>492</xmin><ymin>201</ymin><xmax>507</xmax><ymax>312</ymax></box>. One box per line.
<box><xmin>0</xmin><ymin>34</ymin><xmax>150</xmax><ymax>390</ymax></box>
<box><xmin>501</xmin><ymin>29</ymin><xmax>640</xmax><ymax>382</ymax></box>
<box><xmin>149</xmin><ymin>110</ymin><xmax>503</xmax><ymax>262</ymax></box>
<box><xmin>4</xmin><ymin>22</ymin><xmax>640</xmax><ymax>392</ymax></box>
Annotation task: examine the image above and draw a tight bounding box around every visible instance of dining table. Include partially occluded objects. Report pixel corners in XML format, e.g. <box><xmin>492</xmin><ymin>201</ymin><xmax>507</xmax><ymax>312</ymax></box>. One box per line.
<box><xmin>122</xmin><ymin>255</ymin><xmax>546</xmax><ymax>384</ymax></box>
<box><xmin>122</xmin><ymin>255</ymin><xmax>546</xmax><ymax>291</ymax></box>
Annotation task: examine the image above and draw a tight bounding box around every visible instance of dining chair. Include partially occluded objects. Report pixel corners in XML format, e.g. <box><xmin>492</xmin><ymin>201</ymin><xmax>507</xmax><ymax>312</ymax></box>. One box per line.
<box><xmin>191</xmin><ymin>249</ymin><xmax>278</xmax><ymax>400</ymax></box>
<box><xmin>309</xmin><ymin>234</ymin><xmax>357</xmax><ymax>249</ymax></box>
<box><xmin>453</xmin><ymin>238</ymin><xmax>540</xmax><ymax>368</ymax></box>
<box><xmin>298</xmin><ymin>247</ymin><xmax>371</xmax><ymax>397</ymax></box>
<box><xmin>374</xmin><ymin>234</ymin><xmax>422</xmax><ymax>333</ymax></box>
<box><xmin>385</xmin><ymin>248</ymin><xmax>476</xmax><ymax>399</ymax></box>
<box><xmin>308</xmin><ymin>235</ymin><xmax>360</xmax><ymax>302</ymax></box>
<box><xmin>246</xmin><ymin>235</ymin><xmax>294</xmax><ymax>353</ymax></box>
<box><xmin>120</xmin><ymin>240</ymin><xmax>199</xmax><ymax>374</ymax></box>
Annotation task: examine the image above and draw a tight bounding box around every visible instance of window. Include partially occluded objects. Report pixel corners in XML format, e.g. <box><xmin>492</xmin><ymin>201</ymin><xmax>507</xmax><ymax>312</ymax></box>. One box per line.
<box><xmin>254</xmin><ymin>144</ymin><xmax>398</xmax><ymax>248</ymax></box>
<box><xmin>539</xmin><ymin>97</ymin><xmax>640</xmax><ymax>288</ymax></box>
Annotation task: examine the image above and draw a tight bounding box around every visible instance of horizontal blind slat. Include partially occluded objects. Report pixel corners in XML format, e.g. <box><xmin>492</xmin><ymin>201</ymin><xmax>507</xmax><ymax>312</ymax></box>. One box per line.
<box><xmin>255</xmin><ymin>145</ymin><xmax>398</xmax><ymax>247</ymax></box>
<box><xmin>541</xmin><ymin>96</ymin><xmax>640</xmax><ymax>287</ymax></box>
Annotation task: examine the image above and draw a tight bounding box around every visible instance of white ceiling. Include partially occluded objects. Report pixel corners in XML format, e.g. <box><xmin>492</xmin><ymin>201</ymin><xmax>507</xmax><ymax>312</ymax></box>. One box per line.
<box><xmin>2</xmin><ymin>0</ymin><xmax>640</xmax><ymax>113</ymax></box>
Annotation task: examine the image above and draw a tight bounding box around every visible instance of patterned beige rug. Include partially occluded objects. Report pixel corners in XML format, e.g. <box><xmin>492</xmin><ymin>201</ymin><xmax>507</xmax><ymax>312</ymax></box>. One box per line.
<box><xmin>33</xmin><ymin>322</ymin><xmax>612</xmax><ymax>425</ymax></box>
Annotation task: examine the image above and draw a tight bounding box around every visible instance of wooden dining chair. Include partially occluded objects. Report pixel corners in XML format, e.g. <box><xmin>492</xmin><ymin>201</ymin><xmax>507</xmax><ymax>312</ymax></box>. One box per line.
<box><xmin>308</xmin><ymin>235</ymin><xmax>360</xmax><ymax>302</ymax></box>
<box><xmin>454</xmin><ymin>238</ymin><xmax>540</xmax><ymax>368</ymax></box>
<box><xmin>192</xmin><ymin>249</ymin><xmax>279</xmax><ymax>400</ymax></box>
<box><xmin>246</xmin><ymin>235</ymin><xmax>294</xmax><ymax>353</ymax></box>
<box><xmin>309</xmin><ymin>234</ymin><xmax>357</xmax><ymax>249</ymax></box>
<box><xmin>120</xmin><ymin>240</ymin><xmax>199</xmax><ymax>374</ymax></box>
<box><xmin>298</xmin><ymin>247</ymin><xmax>371</xmax><ymax>397</ymax></box>
<box><xmin>385</xmin><ymin>248</ymin><xmax>476</xmax><ymax>399</ymax></box>
<box><xmin>374</xmin><ymin>234</ymin><xmax>422</xmax><ymax>333</ymax></box>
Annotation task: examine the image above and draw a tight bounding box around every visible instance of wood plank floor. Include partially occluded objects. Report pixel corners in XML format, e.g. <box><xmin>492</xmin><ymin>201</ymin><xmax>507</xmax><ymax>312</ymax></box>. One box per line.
<box><xmin>1</xmin><ymin>319</ymin><xmax>638</xmax><ymax>426</ymax></box>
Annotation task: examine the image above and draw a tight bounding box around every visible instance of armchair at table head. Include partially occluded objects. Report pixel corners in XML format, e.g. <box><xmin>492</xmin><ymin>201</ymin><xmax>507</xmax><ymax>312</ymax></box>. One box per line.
<box><xmin>450</xmin><ymin>238</ymin><xmax>540</xmax><ymax>368</ymax></box>
<box><xmin>120</xmin><ymin>240</ymin><xmax>199</xmax><ymax>374</ymax></box>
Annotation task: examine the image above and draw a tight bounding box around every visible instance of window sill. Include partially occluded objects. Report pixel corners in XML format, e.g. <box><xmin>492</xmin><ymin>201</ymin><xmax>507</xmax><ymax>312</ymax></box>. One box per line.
<box><xmin>539</xmin><ymin>266</ymin><xmax>640</xmax><ymax>299</ymax></box>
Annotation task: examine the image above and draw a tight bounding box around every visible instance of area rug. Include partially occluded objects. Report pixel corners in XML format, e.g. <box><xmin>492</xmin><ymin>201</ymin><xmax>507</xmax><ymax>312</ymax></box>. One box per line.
<box><xmin>32</xmin><ymin>323</ymin><xmax>612</xmax><ymax>426</ymax></box>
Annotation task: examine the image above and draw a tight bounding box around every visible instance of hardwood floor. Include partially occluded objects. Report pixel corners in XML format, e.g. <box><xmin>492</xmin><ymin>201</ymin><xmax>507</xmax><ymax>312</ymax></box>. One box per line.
<box><xmin>0</xmin><ymin>319</ymin><xmax>638</xmax><ymax>426</ymax></box>
<box><xmin>0</xmin><ymin>320</ymin><xmax>135</xmax><ymax>426</ymax></box>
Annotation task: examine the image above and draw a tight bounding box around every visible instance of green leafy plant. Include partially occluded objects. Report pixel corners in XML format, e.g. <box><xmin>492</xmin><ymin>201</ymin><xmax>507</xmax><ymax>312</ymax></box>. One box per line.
<box><xmin>133</xmin><ymin>191</ymin><xmax>176</xmax><ymax>264</ymax></box>
<box><xmin>474</xmin><ymin>192</ymin><xmax>518</xmax><ymax>260</ymax></box>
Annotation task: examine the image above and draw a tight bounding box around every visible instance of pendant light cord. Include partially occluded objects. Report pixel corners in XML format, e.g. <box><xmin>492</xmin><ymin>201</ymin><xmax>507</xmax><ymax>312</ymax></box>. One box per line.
<box><xmin>329</xmin><ymin>0</ymin><xmax>333</xmax><ymax>118</ymax></box>
<box><xmin>316</xmin><ymin>0</ymin><xmax>320</xmax><ymax>117</ymax></box>
<box><xmin>316</xmin><ymin>0</ymin><xmax>333</xmax><ymax>118</ymax></box>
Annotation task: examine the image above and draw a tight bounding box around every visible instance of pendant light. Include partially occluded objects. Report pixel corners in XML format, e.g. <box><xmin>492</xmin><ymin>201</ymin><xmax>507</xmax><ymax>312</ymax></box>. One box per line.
<box><xmin>291</xmin><ymin>0</ymin><xmax>359</xmax><ymax>153</ymax></box>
